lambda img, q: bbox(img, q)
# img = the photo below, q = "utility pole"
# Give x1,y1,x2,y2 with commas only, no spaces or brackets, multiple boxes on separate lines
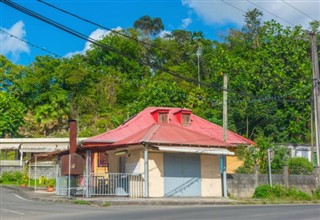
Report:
311,32,320,167
267,148,273,187
223,73,228,142
222,72,228,197
197,47,202,89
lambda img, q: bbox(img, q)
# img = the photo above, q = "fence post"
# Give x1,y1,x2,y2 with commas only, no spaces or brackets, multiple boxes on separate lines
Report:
254,165,259,188
314,166,320,188
283,165,289,187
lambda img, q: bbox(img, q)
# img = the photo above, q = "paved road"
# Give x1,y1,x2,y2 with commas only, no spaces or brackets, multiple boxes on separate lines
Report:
0,186,319,220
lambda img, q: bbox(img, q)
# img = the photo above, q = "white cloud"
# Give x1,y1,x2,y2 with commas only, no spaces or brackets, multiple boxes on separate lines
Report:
159,30,172,38
64,27,122,58
182,0,319,29
0,21,30,61
181,17,192,29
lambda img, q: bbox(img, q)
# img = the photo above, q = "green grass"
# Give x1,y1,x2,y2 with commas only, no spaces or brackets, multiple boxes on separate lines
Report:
101,201,111,207
72,200,92,205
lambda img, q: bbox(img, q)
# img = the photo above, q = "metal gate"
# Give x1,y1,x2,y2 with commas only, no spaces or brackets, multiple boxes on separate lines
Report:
89,173,144,197
56,173,143,197
164,154,201,197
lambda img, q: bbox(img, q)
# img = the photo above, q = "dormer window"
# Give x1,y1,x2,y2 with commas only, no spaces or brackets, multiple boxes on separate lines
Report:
158,112,169,123
173,108,192,126
151,108,170,123
182,113,191,126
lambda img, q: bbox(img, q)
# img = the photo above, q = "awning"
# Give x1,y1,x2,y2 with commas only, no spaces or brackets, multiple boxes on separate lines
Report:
20,143,69,153
154,146,234,156
0,143,20,150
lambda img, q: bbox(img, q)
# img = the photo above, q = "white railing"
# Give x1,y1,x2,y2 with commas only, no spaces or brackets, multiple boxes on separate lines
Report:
89,173,143,197
0,160,21,166
56,173,144,198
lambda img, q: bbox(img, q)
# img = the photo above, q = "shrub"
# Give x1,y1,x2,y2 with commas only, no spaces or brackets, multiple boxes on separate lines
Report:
287,187,311,200
253,184,312,200
0,171,23,184
287,157,313,175
312,187,320,199
253,185,273,199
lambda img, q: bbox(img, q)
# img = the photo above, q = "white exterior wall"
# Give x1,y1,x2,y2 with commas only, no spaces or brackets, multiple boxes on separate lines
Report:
148,152,164,197
201,155,222,197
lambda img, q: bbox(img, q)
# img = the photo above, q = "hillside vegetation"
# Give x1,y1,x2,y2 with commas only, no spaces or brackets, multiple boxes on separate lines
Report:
0,10,319,145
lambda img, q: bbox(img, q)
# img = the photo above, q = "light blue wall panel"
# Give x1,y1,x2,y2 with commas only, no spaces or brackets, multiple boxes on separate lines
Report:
164,153,201,197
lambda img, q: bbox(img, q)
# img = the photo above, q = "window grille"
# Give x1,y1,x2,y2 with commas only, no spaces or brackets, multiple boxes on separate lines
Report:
98,152,108,167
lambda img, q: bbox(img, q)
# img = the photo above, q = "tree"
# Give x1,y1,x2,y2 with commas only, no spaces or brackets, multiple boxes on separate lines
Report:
288,157,314,174
242,8,263,48
133,15,164,36
236,135,290,174
0,91,26,137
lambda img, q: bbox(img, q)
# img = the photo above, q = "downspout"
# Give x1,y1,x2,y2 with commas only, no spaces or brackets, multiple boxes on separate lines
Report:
144,145,149,198
85,150,91,198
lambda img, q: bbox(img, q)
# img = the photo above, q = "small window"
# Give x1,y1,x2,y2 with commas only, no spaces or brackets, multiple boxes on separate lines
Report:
98,152,109,167
158,113,169,123
182,114,191,125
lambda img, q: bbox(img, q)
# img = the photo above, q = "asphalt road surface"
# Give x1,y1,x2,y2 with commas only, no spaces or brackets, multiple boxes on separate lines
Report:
0,186,319,220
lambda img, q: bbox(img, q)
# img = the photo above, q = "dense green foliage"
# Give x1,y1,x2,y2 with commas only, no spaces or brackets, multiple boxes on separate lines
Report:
287,157,314,175
312,187,320,199
0,171,23,184
253,184,312,200
235,136,290,174
0,10,318,143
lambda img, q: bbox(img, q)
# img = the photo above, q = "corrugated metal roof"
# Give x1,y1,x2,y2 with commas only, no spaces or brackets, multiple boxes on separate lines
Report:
155,146,234,156
0,138,86,143
83,107,254,147
20,143,69,152
112,124,230,147
0,143,20,150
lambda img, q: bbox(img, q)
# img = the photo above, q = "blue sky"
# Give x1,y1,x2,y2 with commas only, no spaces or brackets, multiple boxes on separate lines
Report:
0,0,319,65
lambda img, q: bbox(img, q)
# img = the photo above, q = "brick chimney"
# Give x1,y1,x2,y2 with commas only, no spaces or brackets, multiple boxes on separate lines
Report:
69,119,77,154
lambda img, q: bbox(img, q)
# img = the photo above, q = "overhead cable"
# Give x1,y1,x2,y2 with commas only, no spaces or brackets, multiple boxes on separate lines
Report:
281,0,318,21
37,0,186,57
0,28,60,57
0,0,219,90
220,0,247,13
246,0,295,26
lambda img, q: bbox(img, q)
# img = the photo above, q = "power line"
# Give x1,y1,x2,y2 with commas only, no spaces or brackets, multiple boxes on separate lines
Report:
38,0,304,100
2,1,308,102
0,28,60,58
0,0,221,90
213,83,312,105
37,0,185,58
220,0,247,13
246,0,295,26
281,0,318,21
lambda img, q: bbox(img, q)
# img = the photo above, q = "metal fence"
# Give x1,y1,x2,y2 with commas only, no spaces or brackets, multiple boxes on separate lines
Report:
56,175,86,197
56,173,143,198
90,173,143,197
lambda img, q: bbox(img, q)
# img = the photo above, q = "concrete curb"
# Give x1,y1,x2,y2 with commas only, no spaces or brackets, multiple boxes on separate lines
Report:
2,185,237,206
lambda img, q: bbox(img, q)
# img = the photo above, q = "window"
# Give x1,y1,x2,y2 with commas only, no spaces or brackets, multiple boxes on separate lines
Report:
158,112,169,123
98,152,108,167
182,114,191,126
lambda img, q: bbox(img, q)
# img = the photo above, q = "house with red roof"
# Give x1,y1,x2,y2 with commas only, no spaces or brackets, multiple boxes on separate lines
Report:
80,107,254,198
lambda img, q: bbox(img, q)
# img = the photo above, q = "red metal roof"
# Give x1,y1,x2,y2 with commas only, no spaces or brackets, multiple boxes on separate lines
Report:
82,107,255,147
111,123,230,148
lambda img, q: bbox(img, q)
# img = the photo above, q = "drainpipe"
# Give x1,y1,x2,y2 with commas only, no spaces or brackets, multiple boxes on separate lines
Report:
85,150,91,198
144,146,149,198
220,155,227,197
